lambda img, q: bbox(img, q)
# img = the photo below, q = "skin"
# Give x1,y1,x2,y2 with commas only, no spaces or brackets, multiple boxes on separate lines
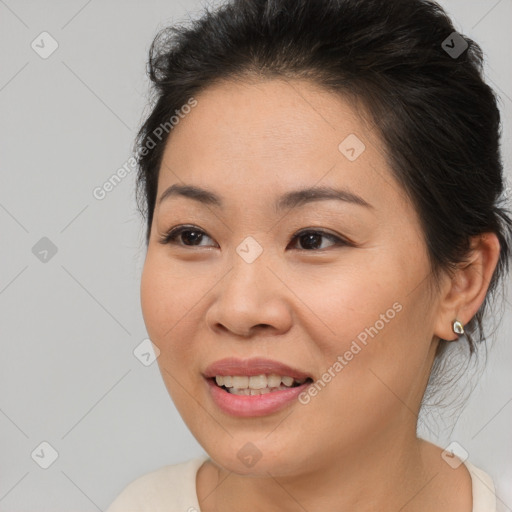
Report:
140,78,501,512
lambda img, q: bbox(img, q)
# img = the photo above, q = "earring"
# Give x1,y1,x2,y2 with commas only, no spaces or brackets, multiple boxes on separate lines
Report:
452,319,464,335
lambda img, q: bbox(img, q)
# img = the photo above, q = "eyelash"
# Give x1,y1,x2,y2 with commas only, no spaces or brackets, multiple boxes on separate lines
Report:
158,225,350,251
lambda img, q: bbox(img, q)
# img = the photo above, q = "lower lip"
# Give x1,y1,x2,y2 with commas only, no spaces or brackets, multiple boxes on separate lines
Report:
205,377,312,417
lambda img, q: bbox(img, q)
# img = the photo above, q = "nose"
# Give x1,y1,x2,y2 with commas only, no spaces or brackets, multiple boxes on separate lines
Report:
205,255,293,338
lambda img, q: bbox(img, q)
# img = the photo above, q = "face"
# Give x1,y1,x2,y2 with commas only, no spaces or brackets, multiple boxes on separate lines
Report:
140,78,442,477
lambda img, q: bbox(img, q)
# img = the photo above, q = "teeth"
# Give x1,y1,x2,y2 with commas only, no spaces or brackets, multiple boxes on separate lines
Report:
214,375,234,387
232,376,249,389
267,374,281,387
249,375,267,389
281,376,294,386
250,388,271,395
214,374,307,392
229,385,297,396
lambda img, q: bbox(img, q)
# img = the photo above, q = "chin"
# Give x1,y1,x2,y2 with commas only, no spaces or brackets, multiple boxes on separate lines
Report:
200,437,312,478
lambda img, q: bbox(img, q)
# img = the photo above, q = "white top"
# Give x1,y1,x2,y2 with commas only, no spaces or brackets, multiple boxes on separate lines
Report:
105,456,497,512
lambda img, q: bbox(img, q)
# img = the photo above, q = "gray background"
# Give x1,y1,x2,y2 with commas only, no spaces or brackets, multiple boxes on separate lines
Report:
0,0,510,510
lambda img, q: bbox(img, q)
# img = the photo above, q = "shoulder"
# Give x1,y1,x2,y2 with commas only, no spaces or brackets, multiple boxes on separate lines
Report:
418,439,497,512
464,460,497,512
105,456,209,512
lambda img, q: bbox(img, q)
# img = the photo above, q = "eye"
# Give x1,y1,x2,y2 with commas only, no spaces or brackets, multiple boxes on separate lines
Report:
159,225,217,247
159,225,349,251
287,229,348,251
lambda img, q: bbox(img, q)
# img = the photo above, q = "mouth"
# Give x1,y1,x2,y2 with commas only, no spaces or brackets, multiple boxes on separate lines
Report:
203,357,314,417
210,374,313,395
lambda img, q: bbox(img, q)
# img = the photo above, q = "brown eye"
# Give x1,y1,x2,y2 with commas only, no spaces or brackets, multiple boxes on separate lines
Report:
159,226,217,247
159,226,349,251
288,229,349,251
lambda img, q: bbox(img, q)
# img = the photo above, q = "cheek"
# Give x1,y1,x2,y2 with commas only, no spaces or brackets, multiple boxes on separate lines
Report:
140,259,171,342
140,255,203,407
295,253,433,406
140,250,219,383
290,258,406,353
312,313,433,440
140,251,202,341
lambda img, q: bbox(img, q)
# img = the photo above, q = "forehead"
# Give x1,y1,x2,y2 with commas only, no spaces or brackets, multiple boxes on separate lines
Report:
157,78,407,215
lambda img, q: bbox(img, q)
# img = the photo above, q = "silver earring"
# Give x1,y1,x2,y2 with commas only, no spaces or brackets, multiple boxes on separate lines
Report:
452,319,464,335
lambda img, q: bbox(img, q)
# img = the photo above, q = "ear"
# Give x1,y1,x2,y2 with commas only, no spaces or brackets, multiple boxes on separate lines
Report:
433,232,501,341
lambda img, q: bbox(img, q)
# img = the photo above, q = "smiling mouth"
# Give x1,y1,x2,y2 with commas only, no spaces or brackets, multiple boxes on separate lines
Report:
210,374,314,396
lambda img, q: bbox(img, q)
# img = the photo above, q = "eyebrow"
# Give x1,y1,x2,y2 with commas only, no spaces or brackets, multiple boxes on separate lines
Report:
158,184,373,211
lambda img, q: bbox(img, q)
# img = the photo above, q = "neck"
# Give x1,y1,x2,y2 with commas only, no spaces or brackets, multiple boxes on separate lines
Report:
199,423,437,512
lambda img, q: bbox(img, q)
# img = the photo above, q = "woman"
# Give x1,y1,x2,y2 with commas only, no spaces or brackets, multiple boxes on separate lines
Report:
107,0,512,510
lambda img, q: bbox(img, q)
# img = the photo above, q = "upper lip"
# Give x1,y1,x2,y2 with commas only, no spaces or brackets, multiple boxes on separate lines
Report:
203,357,312,380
